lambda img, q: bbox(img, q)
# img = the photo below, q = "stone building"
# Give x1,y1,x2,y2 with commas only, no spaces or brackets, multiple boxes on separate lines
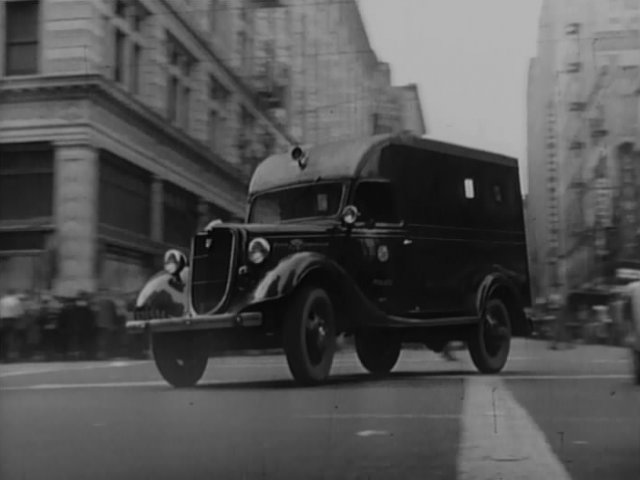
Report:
527,0,640,299
222,0,426,156
0,0,293,296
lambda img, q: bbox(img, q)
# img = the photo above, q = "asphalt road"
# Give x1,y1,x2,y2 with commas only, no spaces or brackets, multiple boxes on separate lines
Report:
1,339,638,480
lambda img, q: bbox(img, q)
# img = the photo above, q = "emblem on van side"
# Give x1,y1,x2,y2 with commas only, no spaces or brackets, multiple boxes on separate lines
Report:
290,239,304,251
377,245,390,263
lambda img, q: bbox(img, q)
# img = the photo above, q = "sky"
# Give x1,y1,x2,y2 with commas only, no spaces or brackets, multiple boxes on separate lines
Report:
358,0,544,187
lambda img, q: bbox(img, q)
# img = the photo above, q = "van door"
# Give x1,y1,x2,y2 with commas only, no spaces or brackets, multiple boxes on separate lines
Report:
350,180,412,316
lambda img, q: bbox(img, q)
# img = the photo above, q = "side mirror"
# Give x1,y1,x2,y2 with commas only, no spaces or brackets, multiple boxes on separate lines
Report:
163,249,188,277
341,205,360,226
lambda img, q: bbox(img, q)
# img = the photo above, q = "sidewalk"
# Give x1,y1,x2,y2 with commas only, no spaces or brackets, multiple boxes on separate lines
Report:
513,337,629,361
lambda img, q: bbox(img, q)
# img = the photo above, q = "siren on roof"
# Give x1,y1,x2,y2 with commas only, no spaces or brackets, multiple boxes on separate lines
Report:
291,145,308,170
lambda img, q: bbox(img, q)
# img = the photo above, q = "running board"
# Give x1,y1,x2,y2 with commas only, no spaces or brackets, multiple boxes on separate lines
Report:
384,315,478,328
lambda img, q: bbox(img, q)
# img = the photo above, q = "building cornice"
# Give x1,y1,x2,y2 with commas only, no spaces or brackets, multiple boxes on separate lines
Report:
0,74,250,189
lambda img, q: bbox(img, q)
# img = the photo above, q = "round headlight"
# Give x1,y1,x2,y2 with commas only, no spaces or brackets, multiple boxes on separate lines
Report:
164,249,187,275
341,205,360,225
248,237,271,264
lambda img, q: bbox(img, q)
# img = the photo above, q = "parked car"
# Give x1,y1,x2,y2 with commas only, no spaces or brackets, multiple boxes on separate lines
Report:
127,133,532,387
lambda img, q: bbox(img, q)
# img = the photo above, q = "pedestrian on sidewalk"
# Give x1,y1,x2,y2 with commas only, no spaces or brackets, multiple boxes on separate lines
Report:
0,289,25,362
624,280,640,384
549,293,574,350
441,341,458,361
38,293,62,360
94,289,117,359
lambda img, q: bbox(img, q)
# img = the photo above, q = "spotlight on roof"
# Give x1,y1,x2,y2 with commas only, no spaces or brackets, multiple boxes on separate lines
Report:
291,146,308,170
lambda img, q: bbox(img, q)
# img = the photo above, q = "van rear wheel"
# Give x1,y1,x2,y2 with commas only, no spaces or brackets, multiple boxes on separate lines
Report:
355,330,401,375
468,298,511,374
283,286,336,385
152,332,208,388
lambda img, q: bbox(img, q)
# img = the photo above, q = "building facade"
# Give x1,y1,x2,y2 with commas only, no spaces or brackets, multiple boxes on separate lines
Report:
527,0,640,299
224,0,426,155
0,0,293,296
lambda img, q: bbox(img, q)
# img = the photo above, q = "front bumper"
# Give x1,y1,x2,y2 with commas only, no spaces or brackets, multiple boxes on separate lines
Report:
126,312,263,333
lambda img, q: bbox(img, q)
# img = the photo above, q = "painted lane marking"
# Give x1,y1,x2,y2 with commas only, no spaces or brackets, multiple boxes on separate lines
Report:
456,376,572,480
297,413,459,420
0,354,628,377
0,361,152,378
356,430,392,437
0,373,630,391
500,374,630,380
1,380,172,391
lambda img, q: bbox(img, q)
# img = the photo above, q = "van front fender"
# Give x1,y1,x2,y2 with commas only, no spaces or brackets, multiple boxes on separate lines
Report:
249,252,351,303
246,251,383,329
134,268,190,318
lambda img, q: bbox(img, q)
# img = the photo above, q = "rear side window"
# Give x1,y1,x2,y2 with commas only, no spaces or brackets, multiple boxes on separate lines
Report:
353,181,399,224
480,165,522,230
379,145,477,227
378,145,521,230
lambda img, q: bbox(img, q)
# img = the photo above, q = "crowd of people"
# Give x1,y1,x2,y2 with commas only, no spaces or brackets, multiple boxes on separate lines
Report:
0,289,148,363
2,283,639,363
532,288,639,349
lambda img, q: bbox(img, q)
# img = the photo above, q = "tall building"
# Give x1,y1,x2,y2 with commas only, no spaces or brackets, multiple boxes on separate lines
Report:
224,0,426,157
0,0,294,296
527,0,640,299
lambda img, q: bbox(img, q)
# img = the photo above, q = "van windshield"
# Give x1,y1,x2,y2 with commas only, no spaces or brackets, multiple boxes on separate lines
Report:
249,183,344,223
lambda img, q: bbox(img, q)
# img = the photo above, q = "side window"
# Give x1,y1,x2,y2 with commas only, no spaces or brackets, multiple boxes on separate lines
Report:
464,178,476,199
481,165,521,230
353,182,399,224
379,145,440,225
492,183,504,203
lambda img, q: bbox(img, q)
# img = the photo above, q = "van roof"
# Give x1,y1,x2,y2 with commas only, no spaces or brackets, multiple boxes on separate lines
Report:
249,132,518,195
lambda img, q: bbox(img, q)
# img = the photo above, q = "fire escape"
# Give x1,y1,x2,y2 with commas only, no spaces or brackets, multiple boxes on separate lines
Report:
563,21,591,287
546,97,561,291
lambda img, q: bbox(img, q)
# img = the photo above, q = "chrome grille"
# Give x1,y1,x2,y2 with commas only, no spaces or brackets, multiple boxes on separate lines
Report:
190,228,235,314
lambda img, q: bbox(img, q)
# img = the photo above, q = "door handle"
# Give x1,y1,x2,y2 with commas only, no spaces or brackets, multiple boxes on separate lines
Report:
403,239,413,246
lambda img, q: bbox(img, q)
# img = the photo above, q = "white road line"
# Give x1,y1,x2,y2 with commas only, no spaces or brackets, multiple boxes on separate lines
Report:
456,376,572,480
356,430,392,437
0,361,151,378
296,413,460,420
499,374,629,380
0,380,171,391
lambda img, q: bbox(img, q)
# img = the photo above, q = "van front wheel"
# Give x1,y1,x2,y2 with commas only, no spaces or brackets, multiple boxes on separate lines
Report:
152,332,208,388
468,298,512,374
283,286,336,385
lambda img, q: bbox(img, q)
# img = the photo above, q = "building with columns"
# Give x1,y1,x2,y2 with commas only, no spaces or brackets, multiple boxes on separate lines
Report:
0,0,293,296
527,0,640,299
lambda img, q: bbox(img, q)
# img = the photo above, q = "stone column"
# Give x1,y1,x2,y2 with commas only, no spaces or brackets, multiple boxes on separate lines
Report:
53,142,99,297
151,176,164,243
